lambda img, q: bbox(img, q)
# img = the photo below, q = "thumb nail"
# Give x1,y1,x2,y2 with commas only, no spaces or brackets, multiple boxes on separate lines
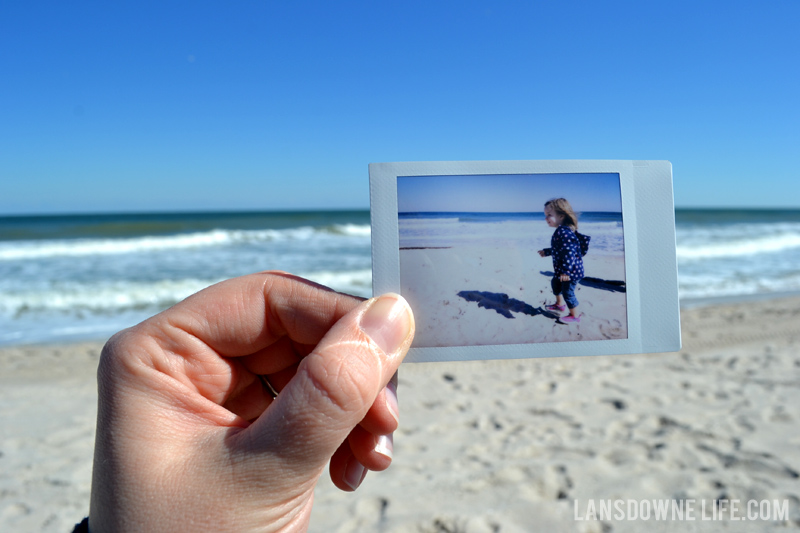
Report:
359,294,412,355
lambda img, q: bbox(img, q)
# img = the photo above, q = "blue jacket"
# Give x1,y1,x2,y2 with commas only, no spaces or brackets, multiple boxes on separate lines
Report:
542,225,585,280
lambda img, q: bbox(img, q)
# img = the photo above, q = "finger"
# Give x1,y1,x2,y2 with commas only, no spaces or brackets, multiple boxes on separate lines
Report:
329,440,367,492
135,273,363,408
265,363,299,392
348,425,393,472
249,294,414,467
155,272,363,358
239,335,304,375
220,371,274,422
262,365,399,436
358,377,399,436
259,369,400,437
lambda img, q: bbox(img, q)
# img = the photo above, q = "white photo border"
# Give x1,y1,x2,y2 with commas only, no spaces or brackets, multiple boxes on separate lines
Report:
370,160,680,363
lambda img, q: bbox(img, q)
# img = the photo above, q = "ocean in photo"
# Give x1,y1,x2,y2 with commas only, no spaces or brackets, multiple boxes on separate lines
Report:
398,211,623,255
1,208,799,346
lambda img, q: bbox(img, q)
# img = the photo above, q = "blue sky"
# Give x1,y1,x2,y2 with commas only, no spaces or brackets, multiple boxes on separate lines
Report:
1,1,798,214
398,174,621,213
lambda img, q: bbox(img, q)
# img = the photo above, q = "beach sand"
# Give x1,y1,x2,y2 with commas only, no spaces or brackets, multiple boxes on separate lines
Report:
2,297,799,532
401,247,627,347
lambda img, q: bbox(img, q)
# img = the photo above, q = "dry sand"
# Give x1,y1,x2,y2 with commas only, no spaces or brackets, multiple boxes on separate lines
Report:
400,247,627,347
2,297,799,532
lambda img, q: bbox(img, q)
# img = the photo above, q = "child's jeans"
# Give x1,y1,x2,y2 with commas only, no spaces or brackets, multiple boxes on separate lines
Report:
552,277,579,309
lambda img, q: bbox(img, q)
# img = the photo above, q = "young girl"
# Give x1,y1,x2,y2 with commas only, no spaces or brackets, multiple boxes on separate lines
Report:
537,198,584,323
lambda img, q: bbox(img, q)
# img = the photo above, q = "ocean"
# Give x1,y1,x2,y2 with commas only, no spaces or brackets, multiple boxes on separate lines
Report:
398,211,624,255
1,208,798,346
0,211,372,346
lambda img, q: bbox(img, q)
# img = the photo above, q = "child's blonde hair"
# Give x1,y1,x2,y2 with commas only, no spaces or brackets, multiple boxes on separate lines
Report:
545,198,579,231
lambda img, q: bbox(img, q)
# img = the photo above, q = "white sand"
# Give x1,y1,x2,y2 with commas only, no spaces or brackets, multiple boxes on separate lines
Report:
0,343,100,532
401,247,627,347
2,298,799,532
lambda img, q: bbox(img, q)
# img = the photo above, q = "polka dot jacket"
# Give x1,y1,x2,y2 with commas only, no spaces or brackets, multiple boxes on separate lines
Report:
541,225,585,280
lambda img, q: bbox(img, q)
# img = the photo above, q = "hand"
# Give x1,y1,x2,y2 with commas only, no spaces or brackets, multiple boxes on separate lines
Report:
89,272,415,532
559,274,571,282
537,250,545,257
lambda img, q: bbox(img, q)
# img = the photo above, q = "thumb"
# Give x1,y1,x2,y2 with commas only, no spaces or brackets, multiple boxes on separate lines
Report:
252,293,414,467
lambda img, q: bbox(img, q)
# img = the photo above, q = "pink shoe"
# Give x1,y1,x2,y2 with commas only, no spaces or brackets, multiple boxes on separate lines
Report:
546,304,566,313
560,315,580,323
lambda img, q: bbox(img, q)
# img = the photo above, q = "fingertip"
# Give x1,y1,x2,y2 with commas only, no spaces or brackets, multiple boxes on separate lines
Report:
358,294,414,357
374,434,393,461
358,382,399,436
347,426,394,472
330,442,369,492
385,380,399,425
343,456,368,491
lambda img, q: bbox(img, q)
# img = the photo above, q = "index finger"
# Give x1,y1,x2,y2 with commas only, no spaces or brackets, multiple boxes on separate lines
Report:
149,271,364,358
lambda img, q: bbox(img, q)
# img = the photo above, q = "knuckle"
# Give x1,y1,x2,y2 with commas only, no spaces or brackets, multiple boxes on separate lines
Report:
301,338,376,419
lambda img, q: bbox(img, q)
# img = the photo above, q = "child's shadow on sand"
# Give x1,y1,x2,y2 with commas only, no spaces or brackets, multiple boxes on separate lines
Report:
458,273,627,320
457,291,560,320
539,271,627,293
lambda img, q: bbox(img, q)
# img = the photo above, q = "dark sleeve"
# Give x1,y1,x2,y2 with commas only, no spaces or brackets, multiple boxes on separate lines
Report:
542,248,552,256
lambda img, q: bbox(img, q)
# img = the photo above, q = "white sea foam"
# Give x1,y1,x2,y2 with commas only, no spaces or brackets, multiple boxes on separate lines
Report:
677,232,800,261
399,217,625,255
401,217,461,225
300,269,373,298
0,224,372,261
0,270,375,319
579,221,624,233
0,230,233,260
0,278,221,316
0,270,373,346
330,224,372,237
675,220,800,298
678,271,800,299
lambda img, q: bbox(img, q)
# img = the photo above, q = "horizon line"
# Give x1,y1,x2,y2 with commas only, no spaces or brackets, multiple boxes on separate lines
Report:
2,205,800,218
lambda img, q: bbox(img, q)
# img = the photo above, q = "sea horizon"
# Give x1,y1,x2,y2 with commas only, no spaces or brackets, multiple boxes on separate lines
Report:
4,205,800,220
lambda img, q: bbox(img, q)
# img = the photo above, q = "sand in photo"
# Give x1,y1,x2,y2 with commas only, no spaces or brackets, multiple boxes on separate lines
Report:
397,173,627,348
401,246,627,347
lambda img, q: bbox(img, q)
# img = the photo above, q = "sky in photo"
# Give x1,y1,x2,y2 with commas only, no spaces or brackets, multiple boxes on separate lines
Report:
1,1,798,214
398,174,622,213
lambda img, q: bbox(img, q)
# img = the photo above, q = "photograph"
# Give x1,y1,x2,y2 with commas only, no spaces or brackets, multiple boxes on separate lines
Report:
397,172,627,347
